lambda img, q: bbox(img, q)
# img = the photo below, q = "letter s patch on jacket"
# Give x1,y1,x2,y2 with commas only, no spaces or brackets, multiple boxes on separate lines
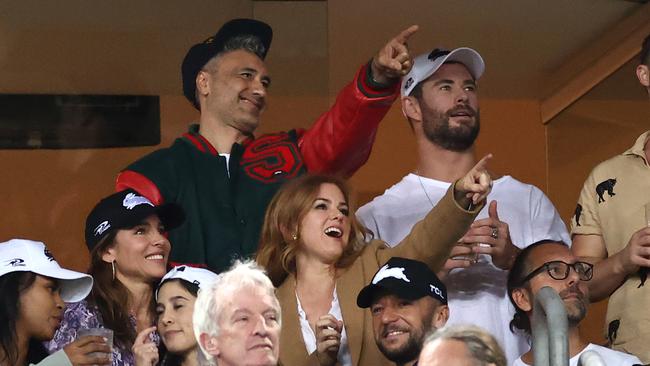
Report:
241,133,304,183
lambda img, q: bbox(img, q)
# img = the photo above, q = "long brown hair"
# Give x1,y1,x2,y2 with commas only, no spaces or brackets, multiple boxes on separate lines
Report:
256,174,369,287
87,232,155,348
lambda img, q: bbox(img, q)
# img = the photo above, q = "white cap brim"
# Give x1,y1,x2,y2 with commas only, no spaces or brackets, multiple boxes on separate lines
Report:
0,239,93,302
401,47,485,97
33,267,93,302
156,265,219,300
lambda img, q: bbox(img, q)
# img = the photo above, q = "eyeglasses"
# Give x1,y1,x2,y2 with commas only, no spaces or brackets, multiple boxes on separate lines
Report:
522,260,593,283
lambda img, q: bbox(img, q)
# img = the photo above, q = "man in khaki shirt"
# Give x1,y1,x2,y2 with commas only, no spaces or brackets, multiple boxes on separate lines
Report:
571,34,650,362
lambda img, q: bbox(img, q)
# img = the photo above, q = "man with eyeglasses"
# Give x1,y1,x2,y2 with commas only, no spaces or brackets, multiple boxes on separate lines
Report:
506,240,642,365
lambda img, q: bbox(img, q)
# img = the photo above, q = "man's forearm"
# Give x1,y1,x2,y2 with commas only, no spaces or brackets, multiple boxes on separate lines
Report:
587,252,630,302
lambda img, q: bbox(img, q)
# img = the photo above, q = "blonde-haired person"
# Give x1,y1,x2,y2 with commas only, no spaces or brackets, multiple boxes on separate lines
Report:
417,325,506,366
192,260,281,366
256,156,492,366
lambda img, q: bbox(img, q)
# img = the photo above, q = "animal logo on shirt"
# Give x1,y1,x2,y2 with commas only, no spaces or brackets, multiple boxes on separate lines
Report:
372,264,410,284
574,204,582,227
607,319,620,346
595,178,617,203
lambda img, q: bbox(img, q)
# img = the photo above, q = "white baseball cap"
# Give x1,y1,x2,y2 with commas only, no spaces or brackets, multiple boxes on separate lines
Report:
156,265,219,299
0,239,93,302
401,47,485,97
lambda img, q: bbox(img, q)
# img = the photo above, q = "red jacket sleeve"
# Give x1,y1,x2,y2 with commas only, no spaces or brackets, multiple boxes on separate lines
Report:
298,63,399,177
115,170,164,205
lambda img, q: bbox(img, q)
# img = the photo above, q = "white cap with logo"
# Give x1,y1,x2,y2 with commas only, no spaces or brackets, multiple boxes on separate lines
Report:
0,239,93,302
401,47,485,97
156,265,219,299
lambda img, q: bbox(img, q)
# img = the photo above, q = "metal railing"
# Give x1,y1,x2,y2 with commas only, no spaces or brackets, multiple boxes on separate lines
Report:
531,286,569,366
531,286,607,366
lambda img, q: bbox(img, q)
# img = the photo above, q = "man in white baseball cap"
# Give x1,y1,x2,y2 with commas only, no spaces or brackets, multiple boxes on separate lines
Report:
357,47,570,363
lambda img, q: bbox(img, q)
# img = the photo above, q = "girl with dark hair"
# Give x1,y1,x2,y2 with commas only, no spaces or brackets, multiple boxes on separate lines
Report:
47,189,185,365
0,239,104,366
133,266,218,366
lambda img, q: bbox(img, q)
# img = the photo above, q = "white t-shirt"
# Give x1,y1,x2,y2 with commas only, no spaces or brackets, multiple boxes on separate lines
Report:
357,174,570,365
512,343,642,366
296,288,352,366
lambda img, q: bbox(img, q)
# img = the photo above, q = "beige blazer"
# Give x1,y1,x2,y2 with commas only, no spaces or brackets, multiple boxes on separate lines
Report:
276,185,482,366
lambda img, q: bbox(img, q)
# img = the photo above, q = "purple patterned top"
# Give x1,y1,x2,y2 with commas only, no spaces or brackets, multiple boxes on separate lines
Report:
47,300,159,366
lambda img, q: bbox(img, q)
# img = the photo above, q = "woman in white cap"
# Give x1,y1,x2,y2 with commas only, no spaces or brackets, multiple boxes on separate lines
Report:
132,265,218,366
47,189,185,366
0,239,103,366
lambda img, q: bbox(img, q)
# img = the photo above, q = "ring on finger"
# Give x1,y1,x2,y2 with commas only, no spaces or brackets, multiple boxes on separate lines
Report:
491,227,499,239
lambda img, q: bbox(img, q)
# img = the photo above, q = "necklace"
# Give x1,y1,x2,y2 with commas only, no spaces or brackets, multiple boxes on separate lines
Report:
416,172,474,211
416,172,437,207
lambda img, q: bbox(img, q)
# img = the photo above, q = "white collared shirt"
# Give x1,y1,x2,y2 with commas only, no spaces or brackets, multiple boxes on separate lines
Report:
296,288,353,366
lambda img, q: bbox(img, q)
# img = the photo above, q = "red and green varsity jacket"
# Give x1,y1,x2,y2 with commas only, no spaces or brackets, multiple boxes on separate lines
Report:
116,63,398,272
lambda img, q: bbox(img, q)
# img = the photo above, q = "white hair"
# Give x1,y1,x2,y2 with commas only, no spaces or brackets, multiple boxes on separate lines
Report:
192,260,280,363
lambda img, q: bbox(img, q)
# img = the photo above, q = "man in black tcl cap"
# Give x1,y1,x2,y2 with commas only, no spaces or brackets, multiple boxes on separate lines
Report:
116,18,419,272
357,257,449,366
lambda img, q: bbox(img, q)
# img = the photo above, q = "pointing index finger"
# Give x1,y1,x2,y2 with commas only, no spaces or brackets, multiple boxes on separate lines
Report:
394,25,419,45
473,153,493,173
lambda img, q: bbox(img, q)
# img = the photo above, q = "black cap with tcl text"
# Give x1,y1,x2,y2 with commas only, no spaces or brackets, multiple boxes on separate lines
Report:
357,257,447,308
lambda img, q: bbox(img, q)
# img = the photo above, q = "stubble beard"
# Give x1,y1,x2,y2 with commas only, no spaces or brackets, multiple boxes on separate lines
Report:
422,104,480,152
377,331,423,365
377,314,435,364
561,286,589,327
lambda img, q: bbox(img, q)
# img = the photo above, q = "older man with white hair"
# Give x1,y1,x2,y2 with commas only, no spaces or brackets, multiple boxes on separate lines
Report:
193,260,281,366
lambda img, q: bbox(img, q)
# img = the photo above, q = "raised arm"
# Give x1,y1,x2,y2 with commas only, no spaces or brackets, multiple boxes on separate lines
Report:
298,26,418,177
376,155,493,270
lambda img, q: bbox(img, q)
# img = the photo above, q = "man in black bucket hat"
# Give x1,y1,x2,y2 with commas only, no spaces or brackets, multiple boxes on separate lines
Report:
117,18,419,272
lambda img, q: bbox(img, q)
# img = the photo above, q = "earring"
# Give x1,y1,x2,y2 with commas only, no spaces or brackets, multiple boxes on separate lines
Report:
111,261,116,281
292,232,298,241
